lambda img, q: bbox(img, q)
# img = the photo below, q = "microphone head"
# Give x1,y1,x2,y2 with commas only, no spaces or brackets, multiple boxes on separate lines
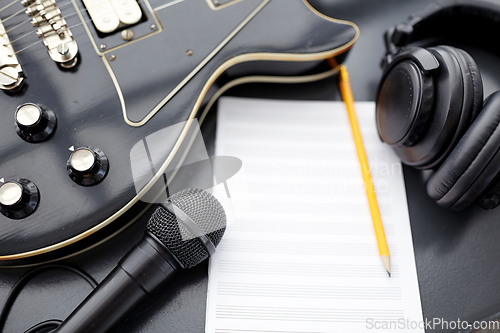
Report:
146,188,226,268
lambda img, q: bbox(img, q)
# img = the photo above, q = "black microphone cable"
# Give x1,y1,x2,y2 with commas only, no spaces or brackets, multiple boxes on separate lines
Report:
0,264,98,333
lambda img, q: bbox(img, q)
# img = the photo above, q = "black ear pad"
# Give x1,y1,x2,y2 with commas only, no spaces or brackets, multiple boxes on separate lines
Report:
454,48,484,120
427,91,500,210
424,46,483,167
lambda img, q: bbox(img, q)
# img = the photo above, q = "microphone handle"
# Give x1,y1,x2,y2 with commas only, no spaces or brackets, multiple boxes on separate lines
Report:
55,234,182,333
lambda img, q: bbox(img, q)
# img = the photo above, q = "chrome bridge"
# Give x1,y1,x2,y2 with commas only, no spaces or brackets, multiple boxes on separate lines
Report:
0,18,24,91
23,0,78,68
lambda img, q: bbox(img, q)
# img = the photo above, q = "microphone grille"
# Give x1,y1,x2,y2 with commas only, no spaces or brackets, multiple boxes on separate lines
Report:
147,188,226,268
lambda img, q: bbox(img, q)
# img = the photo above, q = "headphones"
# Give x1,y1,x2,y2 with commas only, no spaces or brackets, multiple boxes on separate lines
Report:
376,0,500,211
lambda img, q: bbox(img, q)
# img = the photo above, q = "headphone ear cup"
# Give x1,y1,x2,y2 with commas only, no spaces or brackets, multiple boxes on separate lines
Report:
454,48,483,120
376,46,483,169
427,91,500,210
424,46,483,165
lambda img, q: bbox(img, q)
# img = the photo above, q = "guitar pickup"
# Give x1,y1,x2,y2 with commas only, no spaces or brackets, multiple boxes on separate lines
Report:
24,0,79,68
82,0,142,34
0,18,24,91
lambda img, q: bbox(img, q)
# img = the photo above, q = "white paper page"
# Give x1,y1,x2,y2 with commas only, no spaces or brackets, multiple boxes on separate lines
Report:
206,97,424,333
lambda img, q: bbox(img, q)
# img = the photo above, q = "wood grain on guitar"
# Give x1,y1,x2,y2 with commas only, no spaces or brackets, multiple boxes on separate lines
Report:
0,0,358,266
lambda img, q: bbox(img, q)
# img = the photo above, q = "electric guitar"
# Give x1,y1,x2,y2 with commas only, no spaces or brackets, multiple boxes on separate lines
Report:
0,0,358,266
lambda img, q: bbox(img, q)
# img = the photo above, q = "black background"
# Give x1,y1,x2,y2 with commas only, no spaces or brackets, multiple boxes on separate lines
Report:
3,0,500,332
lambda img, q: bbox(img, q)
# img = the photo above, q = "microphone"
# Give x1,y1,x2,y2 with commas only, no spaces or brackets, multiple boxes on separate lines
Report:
54,188,226,333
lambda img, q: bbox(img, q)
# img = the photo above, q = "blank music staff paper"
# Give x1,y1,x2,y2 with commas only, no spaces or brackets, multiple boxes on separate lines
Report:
206,98,424,333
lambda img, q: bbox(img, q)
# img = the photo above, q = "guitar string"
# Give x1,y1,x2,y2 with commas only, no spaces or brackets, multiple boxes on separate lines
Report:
0,0,21,14
3,21,35,44
7,5,145,56
0,0,71,45
1,0,183,39
2,0,149,48
1,2,92,38
1,0,74,23
6,14,95,51
1,0,153,26
0,0,179,12
2,6,26,22
1,0,106,37
7,35,40,54
0,16,30,36
3,0,187,57
18,12,96,45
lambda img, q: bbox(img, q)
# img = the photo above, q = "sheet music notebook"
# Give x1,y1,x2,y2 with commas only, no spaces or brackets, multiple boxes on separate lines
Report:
206,98,424,333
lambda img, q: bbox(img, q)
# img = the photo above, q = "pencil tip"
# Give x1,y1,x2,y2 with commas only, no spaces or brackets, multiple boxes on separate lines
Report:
381,255,391,277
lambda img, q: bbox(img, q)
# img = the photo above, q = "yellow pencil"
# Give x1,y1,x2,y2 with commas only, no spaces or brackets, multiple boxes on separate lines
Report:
338,65,391,277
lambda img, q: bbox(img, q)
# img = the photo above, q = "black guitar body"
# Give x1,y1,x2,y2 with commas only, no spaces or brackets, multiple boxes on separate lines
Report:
0,0,357,265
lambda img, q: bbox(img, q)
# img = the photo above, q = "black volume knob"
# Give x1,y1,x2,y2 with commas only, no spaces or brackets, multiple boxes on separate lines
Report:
15,103,57,143
67,147,109,186
0,179,39,219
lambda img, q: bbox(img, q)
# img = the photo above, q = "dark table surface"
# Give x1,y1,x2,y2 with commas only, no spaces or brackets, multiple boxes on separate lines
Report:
3,0,500,332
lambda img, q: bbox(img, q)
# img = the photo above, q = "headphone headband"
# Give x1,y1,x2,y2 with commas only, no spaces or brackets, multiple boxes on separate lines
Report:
383,0,500,66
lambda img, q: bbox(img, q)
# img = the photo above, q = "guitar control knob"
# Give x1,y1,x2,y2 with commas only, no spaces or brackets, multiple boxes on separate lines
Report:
0,179,39,219
15,103,57,143
67,147,109,186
